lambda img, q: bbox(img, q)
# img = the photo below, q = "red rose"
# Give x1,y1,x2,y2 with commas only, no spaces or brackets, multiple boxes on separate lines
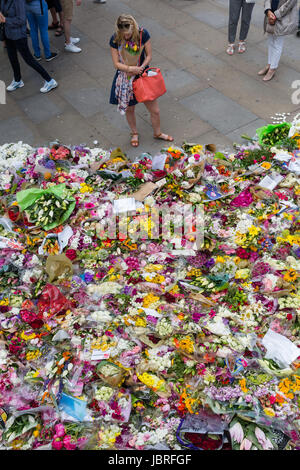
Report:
65,249,77,261
135,169,144,179
153,170,167,180
236,247,250,259
30,319,44,329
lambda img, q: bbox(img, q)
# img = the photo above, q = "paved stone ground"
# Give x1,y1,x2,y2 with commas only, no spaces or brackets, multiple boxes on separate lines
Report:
1,0,300,158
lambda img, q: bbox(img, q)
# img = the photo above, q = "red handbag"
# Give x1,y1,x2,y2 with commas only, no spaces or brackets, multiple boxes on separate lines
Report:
133,67,167,102
132,30,167,103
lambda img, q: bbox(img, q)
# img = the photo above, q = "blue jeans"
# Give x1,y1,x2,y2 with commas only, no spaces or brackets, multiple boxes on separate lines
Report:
26,0,51,59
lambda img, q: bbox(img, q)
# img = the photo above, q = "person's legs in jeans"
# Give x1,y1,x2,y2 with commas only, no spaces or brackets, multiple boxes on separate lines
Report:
15,38,52,81
239,0,254,41
267,34,274,66
269,35,284,69
27,11,41,57
5,38,22,82
228,0,243,43
36,4,51,58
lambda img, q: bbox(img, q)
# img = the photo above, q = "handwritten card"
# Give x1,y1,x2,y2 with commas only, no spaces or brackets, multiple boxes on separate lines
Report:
152,154,167,170
113,198,136,214
258,173,284,191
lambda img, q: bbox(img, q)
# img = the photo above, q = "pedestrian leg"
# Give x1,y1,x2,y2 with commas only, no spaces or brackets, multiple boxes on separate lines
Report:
5,38,22,82
15,38,52,81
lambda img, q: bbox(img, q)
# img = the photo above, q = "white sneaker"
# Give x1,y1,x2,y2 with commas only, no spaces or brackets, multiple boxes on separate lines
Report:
65,42,81,53
40,79,58,93
6,80,24,92
70,37,80,44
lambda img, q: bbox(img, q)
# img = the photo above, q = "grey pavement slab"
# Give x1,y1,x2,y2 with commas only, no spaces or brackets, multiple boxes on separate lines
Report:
181,1,228,29
225,118,268,144
175,19,228,56
62,87,110,118
180,87,259,134
18,94,63,124
0,116,35,144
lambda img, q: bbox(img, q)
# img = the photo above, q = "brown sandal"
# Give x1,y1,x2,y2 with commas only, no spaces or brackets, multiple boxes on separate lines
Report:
154,132,174,142
130,133,139,147
55,26,64,37
48,22,59,30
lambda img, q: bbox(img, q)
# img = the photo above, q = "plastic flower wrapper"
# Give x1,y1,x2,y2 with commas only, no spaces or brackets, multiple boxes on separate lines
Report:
16,184,76,230
96,361,126,388
176,409,231,450
228,415,292,450
2,413,39,449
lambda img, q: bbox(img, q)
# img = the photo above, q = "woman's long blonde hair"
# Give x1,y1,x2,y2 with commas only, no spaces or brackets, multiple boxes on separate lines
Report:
113,14,140,45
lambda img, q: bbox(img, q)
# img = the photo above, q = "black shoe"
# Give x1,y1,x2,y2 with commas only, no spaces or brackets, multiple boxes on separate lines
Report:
297,30,300,37
34,54,42,61
46,52,58,62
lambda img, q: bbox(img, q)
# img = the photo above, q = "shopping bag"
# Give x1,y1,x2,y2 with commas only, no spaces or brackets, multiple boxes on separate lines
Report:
133,68,166,103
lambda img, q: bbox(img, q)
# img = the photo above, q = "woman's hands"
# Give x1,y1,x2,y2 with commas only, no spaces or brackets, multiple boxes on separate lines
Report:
0,13,6,23
267,10,276,25
128,65,145,76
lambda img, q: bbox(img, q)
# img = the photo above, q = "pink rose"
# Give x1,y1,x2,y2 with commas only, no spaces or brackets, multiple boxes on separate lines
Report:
65,249,77,261
52,437,63,450
54,423,65,438
63,435,77,450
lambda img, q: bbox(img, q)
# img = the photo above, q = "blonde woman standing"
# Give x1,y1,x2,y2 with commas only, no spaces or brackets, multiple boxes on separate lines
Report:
259,0,298,81
109,14,173,147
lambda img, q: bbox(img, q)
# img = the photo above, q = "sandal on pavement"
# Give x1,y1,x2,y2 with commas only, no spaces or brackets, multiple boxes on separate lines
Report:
154,133,174,142
263,68,276,81
48,22,59,30
226,43,235,55
55,26,64,36
258,65,270,76
238,41,246,53
130,133,139,147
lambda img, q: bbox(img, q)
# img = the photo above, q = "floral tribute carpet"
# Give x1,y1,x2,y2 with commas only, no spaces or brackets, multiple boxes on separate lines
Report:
0,119,299,451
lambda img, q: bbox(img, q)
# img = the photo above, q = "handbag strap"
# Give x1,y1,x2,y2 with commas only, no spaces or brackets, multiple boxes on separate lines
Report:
138,27,143,66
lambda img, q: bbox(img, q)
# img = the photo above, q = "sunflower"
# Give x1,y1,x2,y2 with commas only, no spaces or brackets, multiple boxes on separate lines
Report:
284,269,298,283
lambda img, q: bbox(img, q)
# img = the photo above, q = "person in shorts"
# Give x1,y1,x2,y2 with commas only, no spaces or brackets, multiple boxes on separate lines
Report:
46,0,64,37
60,0,81,52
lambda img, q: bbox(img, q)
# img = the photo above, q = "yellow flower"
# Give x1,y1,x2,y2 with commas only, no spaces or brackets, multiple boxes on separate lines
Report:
248,225,260,237
284,269,298,283
261,162,272,170
178,336,194,354
135,317,147,328
235,232,246,245
142,293,160,308
21,331,36,341
263,407,275,417
169,284,179,294
235,269,250,280
239,378,248,393
216,256,225,263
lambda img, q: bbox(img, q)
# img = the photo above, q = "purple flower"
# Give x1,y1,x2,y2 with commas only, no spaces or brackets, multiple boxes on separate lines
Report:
44,159,56,169
205,258,215,268
294,247,300,258
83,272,94,284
